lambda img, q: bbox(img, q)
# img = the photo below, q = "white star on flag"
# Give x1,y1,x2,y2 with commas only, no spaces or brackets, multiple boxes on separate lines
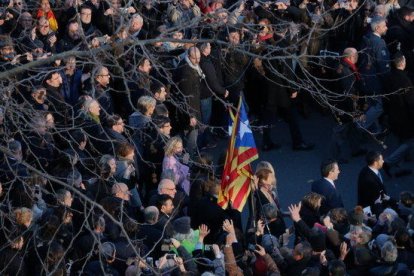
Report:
239,120,251,139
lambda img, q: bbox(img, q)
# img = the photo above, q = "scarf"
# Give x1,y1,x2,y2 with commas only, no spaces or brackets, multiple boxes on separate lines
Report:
37,9,58,32
257,33,273,42
89,112,100,124
185,55,205,79
342,57,361,80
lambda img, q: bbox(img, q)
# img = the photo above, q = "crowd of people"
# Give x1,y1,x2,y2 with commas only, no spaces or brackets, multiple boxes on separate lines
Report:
0,0,413,274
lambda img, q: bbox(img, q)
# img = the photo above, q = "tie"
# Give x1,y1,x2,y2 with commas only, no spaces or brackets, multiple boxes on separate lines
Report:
377,171,383,183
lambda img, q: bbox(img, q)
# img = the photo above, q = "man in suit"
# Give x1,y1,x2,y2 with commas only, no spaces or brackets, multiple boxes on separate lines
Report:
382,53,414,177
357,151,389,207
311,159,344,215
155,194,175,237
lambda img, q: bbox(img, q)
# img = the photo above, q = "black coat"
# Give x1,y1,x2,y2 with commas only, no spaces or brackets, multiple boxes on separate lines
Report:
384,68,414,140
357,166,386,208
199,55,226,99
385,13,414,73
136,224,163,258
189,194,227,244
172,60,203,128
262,35,296,109
222,47,249,96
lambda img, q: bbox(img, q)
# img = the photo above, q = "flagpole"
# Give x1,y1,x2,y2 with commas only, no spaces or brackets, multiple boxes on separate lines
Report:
250,179,257,244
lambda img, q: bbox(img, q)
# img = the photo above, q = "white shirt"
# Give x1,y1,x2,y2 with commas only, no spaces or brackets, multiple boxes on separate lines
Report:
368,166,379,175
324,177,336,189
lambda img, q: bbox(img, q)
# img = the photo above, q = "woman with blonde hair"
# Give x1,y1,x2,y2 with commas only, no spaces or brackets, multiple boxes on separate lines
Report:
255,161,279,208
163,136,190,195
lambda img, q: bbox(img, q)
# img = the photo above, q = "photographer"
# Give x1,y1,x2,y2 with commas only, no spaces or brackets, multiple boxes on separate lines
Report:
34,16,57,53
0,3,16,35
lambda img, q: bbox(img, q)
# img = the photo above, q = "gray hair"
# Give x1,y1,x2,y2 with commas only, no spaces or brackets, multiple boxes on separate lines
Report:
157,178,175,193
83,98,99,112
262,203,278,220
130,13,143,24
144,206,159,223
99,154,115,167
381,241,398,262
370,16,386,32
137,95,156,114
198,42,210,53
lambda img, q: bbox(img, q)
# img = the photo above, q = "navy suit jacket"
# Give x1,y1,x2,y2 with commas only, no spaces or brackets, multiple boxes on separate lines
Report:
311,178,344,215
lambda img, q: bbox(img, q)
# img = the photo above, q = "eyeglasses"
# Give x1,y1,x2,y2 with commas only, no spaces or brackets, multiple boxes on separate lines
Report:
15,2,22,5
164,187,176,191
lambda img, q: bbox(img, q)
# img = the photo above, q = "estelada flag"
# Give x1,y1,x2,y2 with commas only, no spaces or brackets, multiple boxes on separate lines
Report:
218,97,258,212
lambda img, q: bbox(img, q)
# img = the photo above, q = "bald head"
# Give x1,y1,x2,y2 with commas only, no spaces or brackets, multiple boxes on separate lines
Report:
343,47,358,64
188,46,201,65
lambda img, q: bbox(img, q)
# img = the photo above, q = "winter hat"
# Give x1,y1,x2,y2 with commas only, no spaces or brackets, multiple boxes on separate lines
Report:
349,206,364,226
173,216,192,234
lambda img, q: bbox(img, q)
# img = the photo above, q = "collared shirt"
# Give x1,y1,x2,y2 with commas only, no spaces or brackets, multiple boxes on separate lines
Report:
324,177,336,189
369,166,383,183
368,166,379,175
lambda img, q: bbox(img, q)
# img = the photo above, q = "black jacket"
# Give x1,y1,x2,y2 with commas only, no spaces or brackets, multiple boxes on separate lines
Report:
384,68,414,140
174,60,203,121
357,166,386,208
199,54,226,99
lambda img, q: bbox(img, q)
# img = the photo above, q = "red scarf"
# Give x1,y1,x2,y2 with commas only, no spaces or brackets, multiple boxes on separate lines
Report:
342,57,361,80
257,33,273,42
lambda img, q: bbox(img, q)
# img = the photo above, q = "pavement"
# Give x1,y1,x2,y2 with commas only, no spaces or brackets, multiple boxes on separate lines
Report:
208,110,414,214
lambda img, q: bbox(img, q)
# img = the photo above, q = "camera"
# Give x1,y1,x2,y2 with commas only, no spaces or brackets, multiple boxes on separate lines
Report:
247,244,257,252
119,7,129,13
166,253,176,259
204,244,213,251
146,257,154,267
46,31,56,40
